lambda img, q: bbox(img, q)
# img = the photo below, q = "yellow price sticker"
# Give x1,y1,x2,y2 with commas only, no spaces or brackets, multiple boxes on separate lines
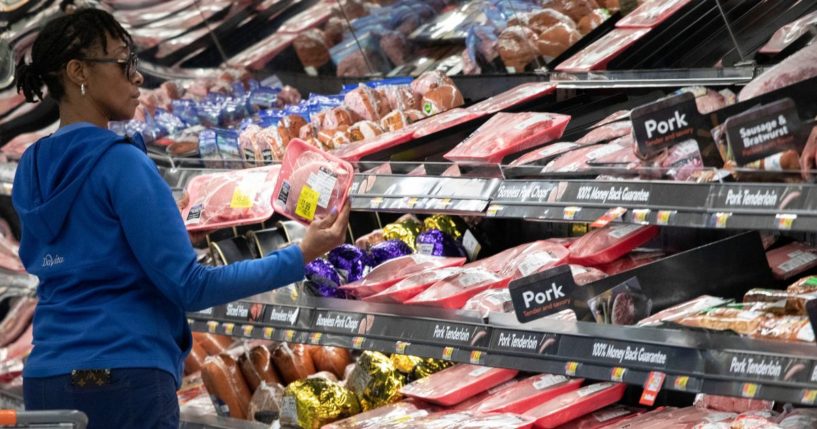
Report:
563,206,581,220
230,188,254,209
656,210,674,225
284,330,296,342
223,323,235,335
206,321,218,333
295,186,319,221
241,325,254,337
395,341,410,354
633,209,650,224
714,212,731,229
406,197,418,208
263,327,274,339
310,332,322,344
487,205,502,217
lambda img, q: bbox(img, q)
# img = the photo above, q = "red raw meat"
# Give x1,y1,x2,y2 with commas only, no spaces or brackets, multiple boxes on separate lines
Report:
400,364,519,406
471,375,584,414
693,394,773,414
406,268,511,309
113,0,196,27
452,379,520,411
605,406,736,429
410,70,455,97
390,411,534,429
556,28,651,72
739,42,817,101
465,242,532,274
0,323,32,362
510,142,581,167
778,409,817,429
759,10,817,55
363,267,463,304
182,166,280,232
559,405,643,429
596,251,664,275
542,142,631,174
616,0,693,28
444,112,572,164
576,121,632,146
228,32,297,71
523,383,627,429
766,242,817,280
468,82,557,115
569,224,659,266
461,288,512,316
502,241,569,279
593,110,631,128
570,265,609,285
340,255,467,298
272,139,354,225
586,137,639,167
409,108,487,139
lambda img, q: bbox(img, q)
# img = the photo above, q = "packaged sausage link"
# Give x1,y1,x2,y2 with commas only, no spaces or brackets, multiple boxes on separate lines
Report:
471,375,584,414
522,382,627,429
271,343,317,385
272,139,354,225
310,346,352,380
201,354,253,419
280,377,361,429
238,345,280,391
400,364,519,406
568,224,659,266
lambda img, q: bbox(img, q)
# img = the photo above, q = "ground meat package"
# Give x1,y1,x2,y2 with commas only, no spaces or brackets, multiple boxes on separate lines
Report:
363,267,463,303
272,139,354,225
523,382,628,429
616,0,693,28
470,375,584,414
765,242,817,280
405,267,512,309
555,28,652,72
444,112,571,164
182,165,280,232
467,82,557,114
340,255,466,298
400,364,519,406
569,225,659,266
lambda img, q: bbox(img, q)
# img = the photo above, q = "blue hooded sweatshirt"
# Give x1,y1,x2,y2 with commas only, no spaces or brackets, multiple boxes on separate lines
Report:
12,123,305,386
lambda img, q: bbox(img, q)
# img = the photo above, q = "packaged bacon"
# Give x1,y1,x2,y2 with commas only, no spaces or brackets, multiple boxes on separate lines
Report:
339,255,467,298
569,224,659,266
400,364,519,406
272,139,354,225
509,142,581,167
363,267,463,304
766,242,817,280
182,165,280,232
444,112,571,164
523,382,628,429
555,29,651,72
471,375,584,414
405,268,511,309
468,82,557,115
502,241,570,279
616,0,693,28
558,405,643,429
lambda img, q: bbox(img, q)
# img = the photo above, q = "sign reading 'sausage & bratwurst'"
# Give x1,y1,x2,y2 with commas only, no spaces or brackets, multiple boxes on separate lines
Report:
723,98,804,166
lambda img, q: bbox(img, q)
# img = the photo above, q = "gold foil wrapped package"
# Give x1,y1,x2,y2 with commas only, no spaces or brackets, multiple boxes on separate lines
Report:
412,357,454,379
390,354,423,376
423,215,463,240
347,351,404,411
383,221,423,250
280,378,361,429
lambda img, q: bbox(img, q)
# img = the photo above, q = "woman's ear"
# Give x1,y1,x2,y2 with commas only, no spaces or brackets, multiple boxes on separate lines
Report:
64,58,87,89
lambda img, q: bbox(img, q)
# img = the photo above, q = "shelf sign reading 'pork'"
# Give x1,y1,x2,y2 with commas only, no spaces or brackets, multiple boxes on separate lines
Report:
632,92,703,158
510,265,578,323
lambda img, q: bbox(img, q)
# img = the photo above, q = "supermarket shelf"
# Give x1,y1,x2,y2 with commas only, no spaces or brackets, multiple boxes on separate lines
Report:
549,67,759,89
188,293,817,406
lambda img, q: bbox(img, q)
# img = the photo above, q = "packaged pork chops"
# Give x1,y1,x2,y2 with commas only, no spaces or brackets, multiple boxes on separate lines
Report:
405,267,511,309
272,139,354,225
339,255,467,298
569,224,659,266
523,382,628,429
182,165,280,232
470,375,584,414
444,112,571,164
400,364,519,406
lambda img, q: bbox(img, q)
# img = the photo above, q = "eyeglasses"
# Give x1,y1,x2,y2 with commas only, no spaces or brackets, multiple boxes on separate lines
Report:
79,51,139,81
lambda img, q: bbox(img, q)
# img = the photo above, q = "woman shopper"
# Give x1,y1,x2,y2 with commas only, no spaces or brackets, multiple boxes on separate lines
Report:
12,8,349,428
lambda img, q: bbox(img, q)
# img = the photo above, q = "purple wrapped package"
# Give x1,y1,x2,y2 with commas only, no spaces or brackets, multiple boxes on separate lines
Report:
305,258,344,297
415,230,465,258
328,244,371,282
369,240,413,267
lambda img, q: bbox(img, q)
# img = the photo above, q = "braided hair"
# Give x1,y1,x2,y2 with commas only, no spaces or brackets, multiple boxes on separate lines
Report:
14,8,133,103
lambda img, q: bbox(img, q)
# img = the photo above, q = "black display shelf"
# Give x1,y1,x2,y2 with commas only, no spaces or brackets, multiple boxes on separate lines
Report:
188,292,817,406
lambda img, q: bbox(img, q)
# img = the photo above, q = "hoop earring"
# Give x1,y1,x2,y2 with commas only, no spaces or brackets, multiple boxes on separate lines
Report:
80,83,86,96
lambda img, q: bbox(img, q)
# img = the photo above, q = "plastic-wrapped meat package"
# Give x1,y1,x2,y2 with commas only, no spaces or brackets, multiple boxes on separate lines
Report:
0,297,36,347
466,242,534,274
421,85,464,116
753,315,814,342
363,267,463,303
616,0,692,28
778,409,817,428
278,3,333,33
569,225,659,266
759,10,817,55
728,412,779,429
339,255,467,298
294,29,331,69
523,382,628,428
400,364,519,406
766,242,817,280
388,411,534,429
462,288,513,316
344,85,391,122
510,9,576,33
322,401,433,429
502,240,570,279
382,85,420,111
576,121,633,146
451,379,521,411
201,354,253,419
586,137,639,168
543,0,600,22
444,112,572,164
597,251,664,275
556,28,651,72
498,26,541,72
348,121,385,142
739,43,817,101
406,268,512,309
578,9,609,35
654,140,703,181
676,307,770,336
409,108,487,139
606,407,736,429
510,142,581,167
559,405,643,429
470,375,584,414
411,70,455,97
380,31,412,66
331,128,415,162
229,32,297,71
181,166,280,232
594,110,631,128
537,23,583,59
468,83,557,115
570,264,609,285
693,394,773,414
685,87,728,114
541,142,627,173
336,50,383,78
272,139,354,225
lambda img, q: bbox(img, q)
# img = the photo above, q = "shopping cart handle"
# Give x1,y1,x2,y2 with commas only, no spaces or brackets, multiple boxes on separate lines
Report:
2,410,89,428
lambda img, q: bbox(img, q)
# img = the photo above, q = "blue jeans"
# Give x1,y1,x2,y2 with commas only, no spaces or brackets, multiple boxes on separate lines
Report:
24,368,179,429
